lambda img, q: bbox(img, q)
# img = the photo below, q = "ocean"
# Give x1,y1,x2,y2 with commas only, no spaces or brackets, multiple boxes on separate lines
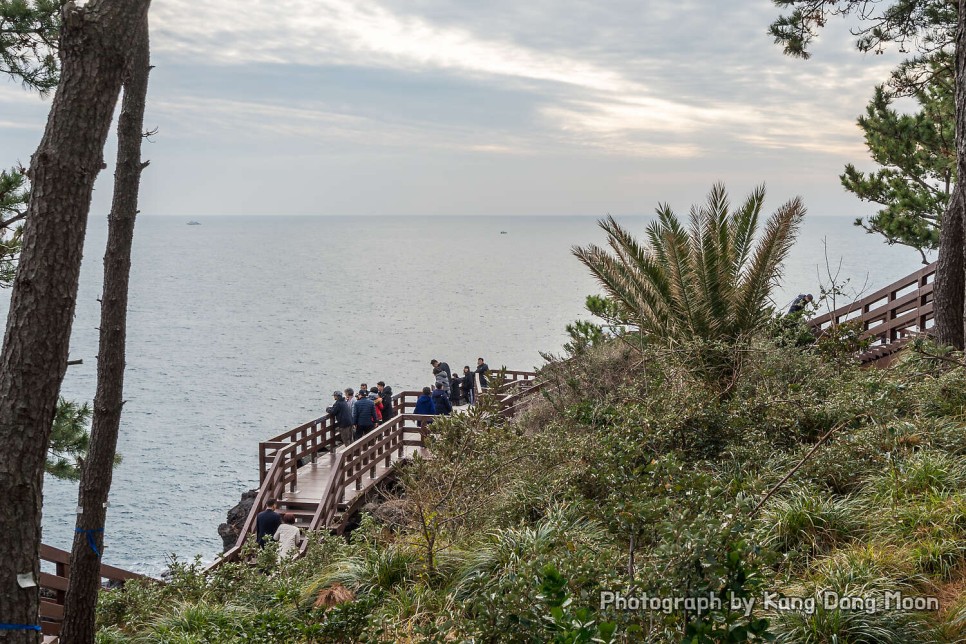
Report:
0,214,926,575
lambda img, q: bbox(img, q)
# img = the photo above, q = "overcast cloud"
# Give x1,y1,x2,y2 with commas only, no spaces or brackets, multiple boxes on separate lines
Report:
0,1,910,216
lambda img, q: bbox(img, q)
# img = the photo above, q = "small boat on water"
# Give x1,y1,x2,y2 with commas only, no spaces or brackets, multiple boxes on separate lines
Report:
500,230,508,234
187,220,201,226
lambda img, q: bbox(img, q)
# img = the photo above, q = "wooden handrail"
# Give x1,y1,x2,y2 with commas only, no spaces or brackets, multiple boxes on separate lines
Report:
212,370,542,570
808,262,936,363
39,543,147,637
302,413,436,542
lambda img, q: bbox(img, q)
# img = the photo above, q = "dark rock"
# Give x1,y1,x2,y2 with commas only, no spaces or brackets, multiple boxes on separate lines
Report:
370,499,413,528
218,489,258,552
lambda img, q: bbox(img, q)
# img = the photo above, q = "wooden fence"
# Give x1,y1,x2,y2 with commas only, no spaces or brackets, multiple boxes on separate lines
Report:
39,543,145,638
809,262,935,365
213,368,544,569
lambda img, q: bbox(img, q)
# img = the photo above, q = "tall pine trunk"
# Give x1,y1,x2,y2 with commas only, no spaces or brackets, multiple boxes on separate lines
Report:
0,2,150,640
936,1,966,350
60,15,151,643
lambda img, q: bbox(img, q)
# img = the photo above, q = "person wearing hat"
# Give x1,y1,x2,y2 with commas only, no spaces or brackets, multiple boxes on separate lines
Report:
273,512,303,559
326,390,354,445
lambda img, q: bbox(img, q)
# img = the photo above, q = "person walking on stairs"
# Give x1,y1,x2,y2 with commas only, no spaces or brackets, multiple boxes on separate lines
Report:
256,499,282,548
273,513,303,559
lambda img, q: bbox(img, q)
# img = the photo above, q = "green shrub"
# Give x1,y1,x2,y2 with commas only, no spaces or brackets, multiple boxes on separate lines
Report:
760,488,865,559
875,451,966,501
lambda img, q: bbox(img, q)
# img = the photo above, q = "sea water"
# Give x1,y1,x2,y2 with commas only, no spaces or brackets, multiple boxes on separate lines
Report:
0,214,925,574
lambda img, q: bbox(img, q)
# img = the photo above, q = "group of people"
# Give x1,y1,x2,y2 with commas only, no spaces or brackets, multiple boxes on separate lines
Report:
254,358,493,557
323,358,491,445
413,357,489,416
254,499,303,558
325,381,394,444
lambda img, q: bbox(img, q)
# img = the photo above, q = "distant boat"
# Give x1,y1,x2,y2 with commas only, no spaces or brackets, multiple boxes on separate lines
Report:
500,230,508,234
186,221,201,226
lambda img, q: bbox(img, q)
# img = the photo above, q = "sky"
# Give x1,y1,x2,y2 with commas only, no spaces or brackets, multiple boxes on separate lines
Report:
0,1,914,217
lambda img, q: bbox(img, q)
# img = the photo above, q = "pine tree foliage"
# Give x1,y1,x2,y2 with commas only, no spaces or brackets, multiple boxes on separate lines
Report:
770,0,955,59
0,166,27,287
0,0,61,93
572,184,805,346
45,398,122,481
844,66,954,262
47,398,91,481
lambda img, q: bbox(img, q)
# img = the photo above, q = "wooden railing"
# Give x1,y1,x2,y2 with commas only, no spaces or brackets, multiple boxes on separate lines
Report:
40,543,145,638
214,389,425,568
212,370,544,569
809,262,936,364
304,413,435,538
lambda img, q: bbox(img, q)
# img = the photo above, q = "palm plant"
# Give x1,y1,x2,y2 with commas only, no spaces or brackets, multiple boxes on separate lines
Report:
573,184,805,348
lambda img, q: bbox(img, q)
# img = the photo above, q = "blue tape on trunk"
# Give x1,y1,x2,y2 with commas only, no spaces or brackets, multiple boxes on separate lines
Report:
76,527,104,557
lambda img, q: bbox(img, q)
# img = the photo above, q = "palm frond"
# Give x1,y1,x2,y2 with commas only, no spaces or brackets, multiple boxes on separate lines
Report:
574,184,805,366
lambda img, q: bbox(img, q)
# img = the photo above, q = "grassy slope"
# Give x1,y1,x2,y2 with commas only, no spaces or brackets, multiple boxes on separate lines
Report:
95,336,966,643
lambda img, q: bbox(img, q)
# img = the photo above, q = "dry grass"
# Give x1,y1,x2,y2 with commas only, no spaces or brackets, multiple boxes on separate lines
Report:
312,583,355,610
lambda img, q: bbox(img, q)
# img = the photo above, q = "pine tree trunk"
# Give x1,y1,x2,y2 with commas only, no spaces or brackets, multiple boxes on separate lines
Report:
936,2,966,350
60,16,151,644
0,2,150,641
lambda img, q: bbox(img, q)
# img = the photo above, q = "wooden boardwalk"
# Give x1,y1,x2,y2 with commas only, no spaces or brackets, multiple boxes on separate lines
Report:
38,543,146,641
809,262,935,366
210,370,542,568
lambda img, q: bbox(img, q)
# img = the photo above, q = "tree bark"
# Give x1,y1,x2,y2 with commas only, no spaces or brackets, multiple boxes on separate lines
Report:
936,1,966,350
0,2,150,641
60,15,150,644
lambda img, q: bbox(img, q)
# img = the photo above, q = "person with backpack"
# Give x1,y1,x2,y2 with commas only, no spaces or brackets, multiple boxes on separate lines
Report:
432,382,453,415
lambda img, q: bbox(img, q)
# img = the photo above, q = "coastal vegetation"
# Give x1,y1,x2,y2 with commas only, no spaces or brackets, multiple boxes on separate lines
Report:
91,188,966,641
1,1,965,642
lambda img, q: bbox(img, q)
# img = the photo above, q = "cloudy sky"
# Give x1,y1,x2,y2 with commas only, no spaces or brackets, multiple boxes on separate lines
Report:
0,1,909,217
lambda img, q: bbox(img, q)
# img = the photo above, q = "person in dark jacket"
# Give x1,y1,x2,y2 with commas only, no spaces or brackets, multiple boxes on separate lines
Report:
432,382,453,415
326,391,354,445
352,392,377,439
413,386,436,414
377,381,394,419
476,358,490,388
450,375,462,405
788,293,813,315
255,499,282,547
430,359,451,381
462,365,475,404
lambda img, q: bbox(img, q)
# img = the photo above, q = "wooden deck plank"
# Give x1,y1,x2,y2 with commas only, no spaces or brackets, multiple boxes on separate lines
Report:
282,434,427,525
